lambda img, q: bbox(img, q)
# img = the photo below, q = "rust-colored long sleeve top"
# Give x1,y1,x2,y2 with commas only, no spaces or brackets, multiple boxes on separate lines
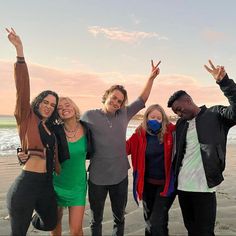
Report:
14,61,46,157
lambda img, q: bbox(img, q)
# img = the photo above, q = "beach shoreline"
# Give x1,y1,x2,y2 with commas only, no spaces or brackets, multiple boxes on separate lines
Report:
0,144,236,235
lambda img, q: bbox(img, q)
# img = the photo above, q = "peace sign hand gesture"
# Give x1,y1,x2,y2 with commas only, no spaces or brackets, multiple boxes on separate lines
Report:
149,60,161,80
6,28,23,48
204,59,226,82
6,28,24,57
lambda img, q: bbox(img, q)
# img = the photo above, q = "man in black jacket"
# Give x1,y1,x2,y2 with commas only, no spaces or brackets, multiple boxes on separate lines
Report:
167,60,236,236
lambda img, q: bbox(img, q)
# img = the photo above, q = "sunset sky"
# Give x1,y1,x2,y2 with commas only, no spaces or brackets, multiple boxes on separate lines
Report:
0,0,236,115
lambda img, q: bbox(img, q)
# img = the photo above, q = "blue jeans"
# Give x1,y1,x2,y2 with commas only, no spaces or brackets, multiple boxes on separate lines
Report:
88,176,128,236
178,190,216,236
142,182,175,236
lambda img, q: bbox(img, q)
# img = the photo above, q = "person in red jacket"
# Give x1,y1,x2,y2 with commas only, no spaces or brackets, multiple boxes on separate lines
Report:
126,104,176,236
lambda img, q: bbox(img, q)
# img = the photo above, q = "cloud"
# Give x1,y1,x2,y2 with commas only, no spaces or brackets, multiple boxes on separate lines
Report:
130,14,141,25
202,29,227,43
126,74,227,115
88,26,168,43
0,60,102,114
0,60,229,116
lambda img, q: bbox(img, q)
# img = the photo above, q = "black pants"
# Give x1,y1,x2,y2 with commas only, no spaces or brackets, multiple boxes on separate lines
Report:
6,170,58,236
142,182,175,236
178,190,216,236
88,176,128,236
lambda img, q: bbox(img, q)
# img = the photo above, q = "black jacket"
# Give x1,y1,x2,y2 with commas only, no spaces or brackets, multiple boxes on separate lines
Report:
174,74,236,188
53,120,94,164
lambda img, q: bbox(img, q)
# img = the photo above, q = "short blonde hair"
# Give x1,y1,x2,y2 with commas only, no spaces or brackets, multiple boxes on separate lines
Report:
58,97,81,123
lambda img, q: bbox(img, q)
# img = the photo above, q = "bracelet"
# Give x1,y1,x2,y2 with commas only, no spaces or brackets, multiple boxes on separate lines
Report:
16,56,25,63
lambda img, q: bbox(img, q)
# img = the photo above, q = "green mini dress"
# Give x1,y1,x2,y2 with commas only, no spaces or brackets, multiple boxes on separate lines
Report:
53,136,87,206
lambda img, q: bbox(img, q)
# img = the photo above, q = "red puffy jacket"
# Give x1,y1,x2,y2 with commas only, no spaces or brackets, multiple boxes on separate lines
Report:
126,123,176,204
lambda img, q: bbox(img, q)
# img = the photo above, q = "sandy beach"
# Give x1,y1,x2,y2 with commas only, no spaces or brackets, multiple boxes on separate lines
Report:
1,144,236,236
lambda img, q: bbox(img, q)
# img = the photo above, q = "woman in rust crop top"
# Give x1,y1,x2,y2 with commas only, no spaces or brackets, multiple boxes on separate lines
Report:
6,28,60,235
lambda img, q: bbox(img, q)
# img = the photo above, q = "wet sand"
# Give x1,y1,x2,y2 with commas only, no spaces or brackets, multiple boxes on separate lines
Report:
1,144,236,235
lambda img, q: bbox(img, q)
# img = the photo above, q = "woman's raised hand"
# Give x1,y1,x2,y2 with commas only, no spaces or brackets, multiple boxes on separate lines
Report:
6,28,24,57
6,28,22,48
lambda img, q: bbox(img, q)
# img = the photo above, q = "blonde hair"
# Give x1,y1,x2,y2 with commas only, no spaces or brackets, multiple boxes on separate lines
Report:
58,97,81,123
141,104,169,143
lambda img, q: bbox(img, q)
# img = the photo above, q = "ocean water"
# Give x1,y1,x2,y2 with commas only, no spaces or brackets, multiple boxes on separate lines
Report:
0,116,141,157
0,116,19,156
0,116,236,157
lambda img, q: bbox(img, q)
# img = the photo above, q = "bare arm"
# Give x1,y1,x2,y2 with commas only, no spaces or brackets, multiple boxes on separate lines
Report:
139,60,161,103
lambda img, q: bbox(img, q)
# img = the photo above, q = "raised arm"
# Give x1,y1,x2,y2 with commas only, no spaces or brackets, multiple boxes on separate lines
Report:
139,60,161,103
204,59,226,82
205,59,236,123
6,28,30,124
6,28,24,58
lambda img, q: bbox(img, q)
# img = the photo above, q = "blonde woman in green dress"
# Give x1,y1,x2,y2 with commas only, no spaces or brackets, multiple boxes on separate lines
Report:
51,97,93,236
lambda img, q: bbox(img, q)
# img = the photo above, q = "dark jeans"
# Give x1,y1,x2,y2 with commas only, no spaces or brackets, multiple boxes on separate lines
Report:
143,182,175,236
178,190,216,236
88,176,128,236
6,170,58,236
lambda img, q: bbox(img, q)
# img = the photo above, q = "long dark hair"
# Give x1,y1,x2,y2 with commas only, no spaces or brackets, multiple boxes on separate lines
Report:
31,90,59,126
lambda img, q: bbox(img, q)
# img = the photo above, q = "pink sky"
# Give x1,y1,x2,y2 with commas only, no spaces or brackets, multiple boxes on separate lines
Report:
0,60,227,116
1,1,235,117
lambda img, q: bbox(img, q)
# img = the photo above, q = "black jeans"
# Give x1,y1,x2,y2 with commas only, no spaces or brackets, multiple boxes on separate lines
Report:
142,182,175,236
7,170,58,236
178,190,216,236
88,176,128,236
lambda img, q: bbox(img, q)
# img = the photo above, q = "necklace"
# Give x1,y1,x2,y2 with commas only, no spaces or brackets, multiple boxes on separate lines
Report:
101,109,113,128
64,126,77,133
64,124,79,139
65,131,77,139
105,115,112,128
